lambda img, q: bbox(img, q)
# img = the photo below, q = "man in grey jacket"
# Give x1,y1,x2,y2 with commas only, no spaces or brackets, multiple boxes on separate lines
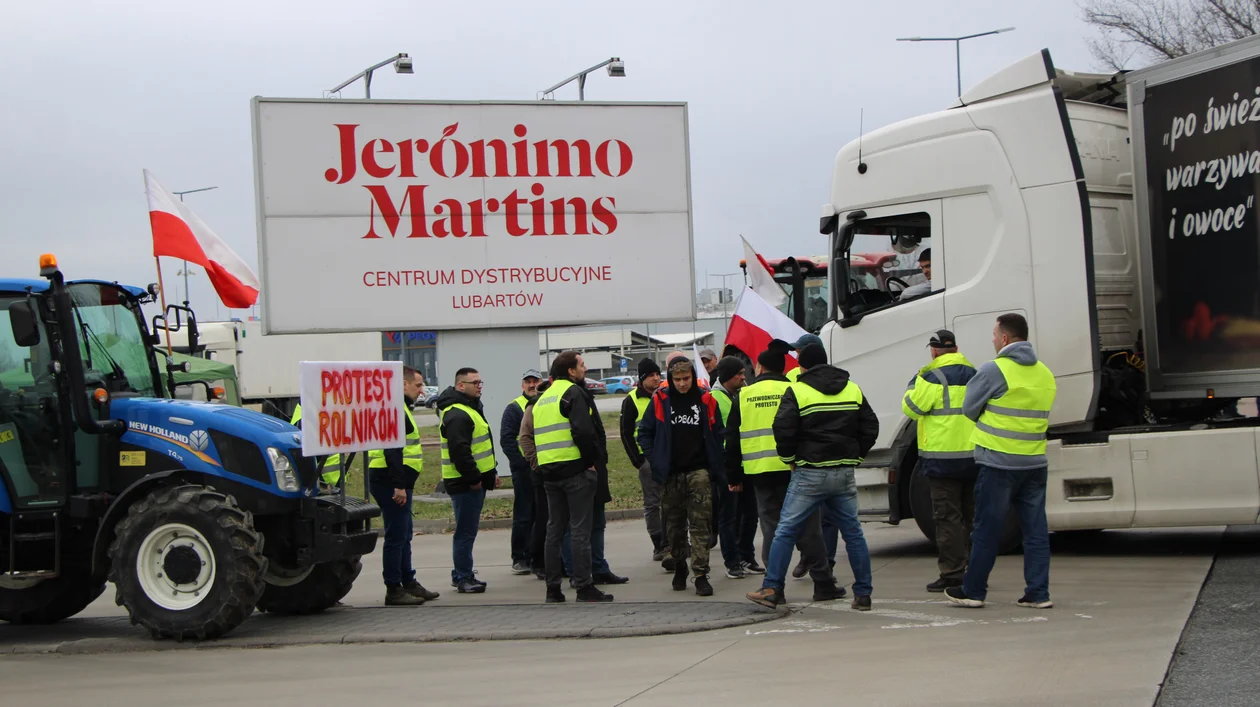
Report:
946,313,1058,610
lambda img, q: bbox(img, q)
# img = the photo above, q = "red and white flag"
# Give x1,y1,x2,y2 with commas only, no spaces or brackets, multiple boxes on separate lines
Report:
742,235,787,307
144,169,260,309
725,287,808,373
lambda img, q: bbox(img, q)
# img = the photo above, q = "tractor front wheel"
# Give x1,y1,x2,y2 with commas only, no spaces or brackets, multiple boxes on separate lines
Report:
0,570,105,625
255,556,363,615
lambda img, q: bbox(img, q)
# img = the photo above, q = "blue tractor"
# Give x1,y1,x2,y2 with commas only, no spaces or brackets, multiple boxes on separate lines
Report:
0,255,380,639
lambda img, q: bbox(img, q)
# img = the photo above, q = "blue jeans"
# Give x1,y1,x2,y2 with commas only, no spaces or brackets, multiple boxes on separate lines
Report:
450,488,486,583
560,501,609,575
764,468,872,596
510,469,535,564
962,466,1050,602
369,481,415,586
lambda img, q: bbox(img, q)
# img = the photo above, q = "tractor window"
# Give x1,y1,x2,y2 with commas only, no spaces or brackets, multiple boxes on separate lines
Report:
67,284,159,397
0,295,68,506
838,212,935,318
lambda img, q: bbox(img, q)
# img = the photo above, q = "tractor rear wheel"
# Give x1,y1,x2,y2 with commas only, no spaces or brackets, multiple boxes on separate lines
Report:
255,556,362,615
0,570,105,625
108,485,266,641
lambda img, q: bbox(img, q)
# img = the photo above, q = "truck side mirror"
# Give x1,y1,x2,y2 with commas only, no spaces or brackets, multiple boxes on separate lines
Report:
8,301,39,347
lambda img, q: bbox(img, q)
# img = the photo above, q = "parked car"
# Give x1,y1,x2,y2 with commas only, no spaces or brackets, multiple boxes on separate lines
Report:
584,378,607,394
417,385,439,408
601,376,635,394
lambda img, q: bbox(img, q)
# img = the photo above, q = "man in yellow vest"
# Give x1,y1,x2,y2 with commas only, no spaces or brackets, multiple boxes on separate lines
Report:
747,342,878,610
502,369,544,575
289,404,343,488
535,351,614,603
902,329,979,594
365,366,438,606
433,367,500,594
947,314,1057,610
620,358,664,560
726,340,841,603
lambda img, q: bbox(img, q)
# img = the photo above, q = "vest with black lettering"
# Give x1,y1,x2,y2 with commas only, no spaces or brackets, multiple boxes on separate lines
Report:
790,380,867,467
440,403,495,478
737,379,791,475
533,379,582,466
367,405,424,476
291,403,344,485
972,357,1057,456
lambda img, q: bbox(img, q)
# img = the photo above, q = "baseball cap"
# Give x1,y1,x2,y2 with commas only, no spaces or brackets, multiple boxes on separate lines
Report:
788,333,824,351
521,369,544,380
928,329,956,348
699,348,717,362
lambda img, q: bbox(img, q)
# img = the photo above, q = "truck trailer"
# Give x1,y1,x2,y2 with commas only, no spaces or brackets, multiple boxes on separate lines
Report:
818,37,1260,546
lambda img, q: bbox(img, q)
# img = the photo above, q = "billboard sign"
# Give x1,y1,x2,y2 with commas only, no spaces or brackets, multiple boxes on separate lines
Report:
252,99,694,334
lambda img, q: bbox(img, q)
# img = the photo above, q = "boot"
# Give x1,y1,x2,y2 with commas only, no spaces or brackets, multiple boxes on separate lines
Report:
694,575,713,597
746,586,785,609
385,585,426,606
545,585,566,603
672,560,689,591
404,580,440,601
812,580,847,602
651,534,666,562
576,585,614,602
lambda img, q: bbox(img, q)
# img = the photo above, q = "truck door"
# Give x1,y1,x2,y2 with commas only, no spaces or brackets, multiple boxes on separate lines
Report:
826,200,945,444
0,295,71,511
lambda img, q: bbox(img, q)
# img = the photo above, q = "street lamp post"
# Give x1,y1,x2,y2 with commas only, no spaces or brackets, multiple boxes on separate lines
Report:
172,186,218,309
328,53,414,99
540,57,626,100
896,27,1015,97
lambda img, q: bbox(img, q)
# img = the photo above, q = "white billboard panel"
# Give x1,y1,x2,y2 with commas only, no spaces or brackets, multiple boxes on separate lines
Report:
252,99,694,334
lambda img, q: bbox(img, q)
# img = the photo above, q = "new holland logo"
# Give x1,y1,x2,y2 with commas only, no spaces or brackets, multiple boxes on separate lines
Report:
189,430,210,452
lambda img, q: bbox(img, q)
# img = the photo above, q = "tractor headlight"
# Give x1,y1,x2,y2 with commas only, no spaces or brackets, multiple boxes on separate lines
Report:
267,447,300,492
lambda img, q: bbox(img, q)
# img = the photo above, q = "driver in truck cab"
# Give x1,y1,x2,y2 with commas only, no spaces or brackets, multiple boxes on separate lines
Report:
897,249,932,300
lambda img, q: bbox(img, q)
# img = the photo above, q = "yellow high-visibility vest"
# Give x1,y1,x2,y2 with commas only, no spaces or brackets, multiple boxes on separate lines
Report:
972,357,1057,456
790,380,867,467
534,379,583,466
440,403,496,478
367,405,424,474
737,379,791,475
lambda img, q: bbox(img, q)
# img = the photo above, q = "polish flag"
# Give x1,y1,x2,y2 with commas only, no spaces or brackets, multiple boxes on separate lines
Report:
725,287,809,373
144,169,261,309
691,342,711,388
741,235,787,307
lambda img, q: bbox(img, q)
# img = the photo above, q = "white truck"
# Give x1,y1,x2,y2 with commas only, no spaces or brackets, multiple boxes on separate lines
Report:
195,319,381,418
820,37,1260,548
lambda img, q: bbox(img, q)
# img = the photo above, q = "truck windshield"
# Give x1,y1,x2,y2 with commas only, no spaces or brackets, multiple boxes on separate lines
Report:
67,284,159,397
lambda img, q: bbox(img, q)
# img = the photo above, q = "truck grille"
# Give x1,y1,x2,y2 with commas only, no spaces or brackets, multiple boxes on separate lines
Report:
208,429,270,485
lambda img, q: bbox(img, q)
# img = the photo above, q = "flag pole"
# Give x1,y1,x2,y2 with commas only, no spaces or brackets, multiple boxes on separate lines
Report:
154,256,174,356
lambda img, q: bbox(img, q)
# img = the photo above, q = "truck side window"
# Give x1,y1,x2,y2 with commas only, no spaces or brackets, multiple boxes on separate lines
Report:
839,212,934,317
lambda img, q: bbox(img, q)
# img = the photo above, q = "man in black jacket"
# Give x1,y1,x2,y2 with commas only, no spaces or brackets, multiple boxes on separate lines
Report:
435,368,500,594
620,358,664,559
747,344,878,610
535,351,613,603
502,369,543,575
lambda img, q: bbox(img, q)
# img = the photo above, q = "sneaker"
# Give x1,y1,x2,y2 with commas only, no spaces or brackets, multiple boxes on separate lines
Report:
652,547,667,562
661,557,677,572
403,581,440,601
746,586,785,609
812,580,847,601
791,557,809,579
944,586,984,608
593,572,630,585
672,560,689,591
851,595,872,611
576,585,614,602
511,561,532,575
741,560,765,575
1017,595,1054,609
456,578,487,594
926,577,961,594
452,576,488,588
385,586,426,606
695,575,714,596
545,585,566,603
725,566,747,579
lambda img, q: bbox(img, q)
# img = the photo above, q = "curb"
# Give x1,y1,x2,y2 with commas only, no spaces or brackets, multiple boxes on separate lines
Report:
410,508,646,535
7,602,784,655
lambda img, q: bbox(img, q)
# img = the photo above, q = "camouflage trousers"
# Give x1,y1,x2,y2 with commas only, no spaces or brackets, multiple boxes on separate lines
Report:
662,469,713,576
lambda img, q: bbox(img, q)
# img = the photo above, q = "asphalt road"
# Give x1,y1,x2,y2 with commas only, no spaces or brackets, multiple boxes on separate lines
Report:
1156,525,1260,706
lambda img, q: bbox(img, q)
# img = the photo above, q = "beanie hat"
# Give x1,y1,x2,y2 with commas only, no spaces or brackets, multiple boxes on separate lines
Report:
716,356,745,383
637,357,661,380
757,339,790,373
798,343,828,370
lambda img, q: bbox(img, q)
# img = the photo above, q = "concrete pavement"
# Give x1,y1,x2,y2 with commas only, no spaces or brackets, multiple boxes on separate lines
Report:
2,518,1222,706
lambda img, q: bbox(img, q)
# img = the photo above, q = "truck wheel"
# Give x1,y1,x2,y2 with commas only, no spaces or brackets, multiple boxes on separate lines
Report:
108,485,267,641
0,571,105,625
255,556,363,615
908,462,1022,555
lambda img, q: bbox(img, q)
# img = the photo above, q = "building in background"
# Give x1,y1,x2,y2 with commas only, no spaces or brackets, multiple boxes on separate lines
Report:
382,330,438,386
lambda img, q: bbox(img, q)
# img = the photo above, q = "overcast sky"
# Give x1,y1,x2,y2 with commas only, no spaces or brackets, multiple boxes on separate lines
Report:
1,0,1104,321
